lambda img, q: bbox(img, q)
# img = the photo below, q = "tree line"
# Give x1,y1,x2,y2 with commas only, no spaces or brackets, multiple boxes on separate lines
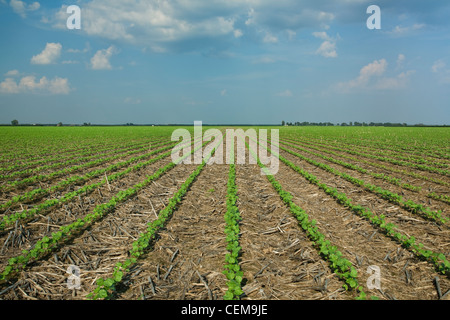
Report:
280,121,442,127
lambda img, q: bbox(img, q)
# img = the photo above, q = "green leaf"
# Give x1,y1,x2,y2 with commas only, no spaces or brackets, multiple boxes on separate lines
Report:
114,271,123,282
98,289,108,299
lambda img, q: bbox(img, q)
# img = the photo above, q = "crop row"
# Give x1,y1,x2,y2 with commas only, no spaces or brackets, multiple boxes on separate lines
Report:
0,137,214,285
0,139,163,182
0,139,156,175
0,140,176,213
283,135,449,176
278,143,448,225
262,142,450,278
88,137,222,299
283,130,449,160
0,137,200,231
279,139,449,206
244,139,365,298
287,134,449,168
222,149,244,300
281,137,449,187
427,193,450,205
0,133,157,164
279,139,421,192
1,141,168,191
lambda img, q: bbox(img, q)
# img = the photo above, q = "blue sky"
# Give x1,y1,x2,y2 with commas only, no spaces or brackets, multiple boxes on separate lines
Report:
0,0,449,125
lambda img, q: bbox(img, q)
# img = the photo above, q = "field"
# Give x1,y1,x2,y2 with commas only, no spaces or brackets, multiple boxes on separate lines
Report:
0,125,449,300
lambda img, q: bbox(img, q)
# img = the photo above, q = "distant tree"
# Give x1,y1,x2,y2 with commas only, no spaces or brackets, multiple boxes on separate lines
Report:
281,120,285,126
11,119,19,126
57,122,63,127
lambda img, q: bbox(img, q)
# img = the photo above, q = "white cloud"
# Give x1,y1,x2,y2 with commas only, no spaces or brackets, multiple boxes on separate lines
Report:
431,60,446,73
312,31,330,41
9,0,40,18
316,40,337,58
4,70,19,77
396,54,405,68
0,78,20,94
337,59,387,91
62,60,79,64
31,43,62,65
252,56,276,64
233,29,243,38
387,23,426,37
375,70,416,90
313,31,338,58
263,33,278,44
124,97,141,104
336,58,415,92
48,1,340,52
286,29,296,40
90,46,117,70
221,89,227,96
277,89,293,97
431,59,450,84
67,43,90,54
0,74,71,95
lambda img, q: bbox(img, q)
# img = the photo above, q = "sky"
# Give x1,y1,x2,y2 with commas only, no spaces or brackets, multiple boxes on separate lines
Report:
0,0,449,125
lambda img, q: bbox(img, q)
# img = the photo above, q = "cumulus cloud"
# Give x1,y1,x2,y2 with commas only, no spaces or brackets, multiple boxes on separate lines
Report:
336,58,415,92
316,40,337,58
313,31,338,58
337,59,387,91
47,1,343,52
90,46,117,70
31,43,62,65
375,70,416,90
233,29,243,38
4,70,20,77
0,74,71,95
9,0,40,18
